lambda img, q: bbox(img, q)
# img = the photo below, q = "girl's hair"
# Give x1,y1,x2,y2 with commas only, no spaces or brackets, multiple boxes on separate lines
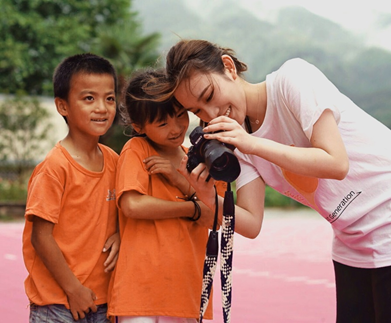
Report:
145,39,248,102
120,68,178,136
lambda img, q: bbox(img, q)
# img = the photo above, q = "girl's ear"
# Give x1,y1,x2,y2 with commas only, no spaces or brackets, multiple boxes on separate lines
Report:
221,55,238,80
55,98,68,117
131,123,143,134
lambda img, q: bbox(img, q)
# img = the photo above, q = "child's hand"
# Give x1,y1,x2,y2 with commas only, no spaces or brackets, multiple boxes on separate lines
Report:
178,155,216,211
144,155,182,186
196,201,219,229
103,232,120,273
67,284,97,321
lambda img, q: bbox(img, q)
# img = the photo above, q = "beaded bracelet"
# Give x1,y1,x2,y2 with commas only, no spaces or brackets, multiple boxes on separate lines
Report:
176,191,201,221
189,198,201,221
188,192,197,201
188,192,201,221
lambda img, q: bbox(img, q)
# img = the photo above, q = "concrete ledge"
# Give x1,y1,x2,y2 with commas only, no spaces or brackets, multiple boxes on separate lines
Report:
0,201,26,218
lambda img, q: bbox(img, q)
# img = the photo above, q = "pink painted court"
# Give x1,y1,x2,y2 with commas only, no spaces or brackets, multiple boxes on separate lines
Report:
1,208,335,322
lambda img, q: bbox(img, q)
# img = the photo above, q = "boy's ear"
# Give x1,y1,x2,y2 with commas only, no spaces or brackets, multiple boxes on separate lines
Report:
221,55,237,80
55,98,68,117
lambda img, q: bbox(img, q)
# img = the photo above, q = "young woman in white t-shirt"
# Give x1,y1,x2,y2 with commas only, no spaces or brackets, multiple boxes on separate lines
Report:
145,39,391,322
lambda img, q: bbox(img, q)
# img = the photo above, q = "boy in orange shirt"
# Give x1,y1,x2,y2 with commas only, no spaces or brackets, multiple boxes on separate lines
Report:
23,53,120,322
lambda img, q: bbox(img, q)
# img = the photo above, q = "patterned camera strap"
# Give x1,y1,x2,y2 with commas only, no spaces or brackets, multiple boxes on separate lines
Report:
199,183,235,323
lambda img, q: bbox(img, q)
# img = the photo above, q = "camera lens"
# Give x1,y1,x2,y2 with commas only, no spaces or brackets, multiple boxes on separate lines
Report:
204,141,241,182
211,154,229,171
186,126,241,182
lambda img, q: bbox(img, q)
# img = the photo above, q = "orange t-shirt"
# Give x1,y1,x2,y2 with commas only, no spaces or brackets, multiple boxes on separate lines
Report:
23,142,118,307
108,137,227,319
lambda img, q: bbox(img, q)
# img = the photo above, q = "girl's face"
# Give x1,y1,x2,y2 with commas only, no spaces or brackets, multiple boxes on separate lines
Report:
140,107,189,151
174,64,247,125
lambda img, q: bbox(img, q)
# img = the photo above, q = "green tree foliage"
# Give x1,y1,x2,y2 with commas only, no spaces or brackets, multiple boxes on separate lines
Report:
92,23,161,87
134,1,391,129
0,0,160,96
0,0,161,153
91,21,161,153
264,186,304,208
0,95,53,179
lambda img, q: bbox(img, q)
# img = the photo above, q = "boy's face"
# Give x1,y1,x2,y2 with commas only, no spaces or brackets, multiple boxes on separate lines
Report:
56,72,116,138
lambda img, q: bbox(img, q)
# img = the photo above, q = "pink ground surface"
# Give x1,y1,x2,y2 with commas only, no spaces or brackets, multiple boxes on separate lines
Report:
0,208,335,322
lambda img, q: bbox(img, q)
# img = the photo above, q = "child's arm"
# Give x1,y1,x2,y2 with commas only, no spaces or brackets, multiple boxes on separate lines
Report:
102,232,120,273
204,109,349,180
119,190,214,225
31,216,97,320
121,154,216,227
178,155,265,239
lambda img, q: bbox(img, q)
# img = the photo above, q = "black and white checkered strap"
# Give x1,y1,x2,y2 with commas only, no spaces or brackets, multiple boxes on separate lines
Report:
199,183,235,323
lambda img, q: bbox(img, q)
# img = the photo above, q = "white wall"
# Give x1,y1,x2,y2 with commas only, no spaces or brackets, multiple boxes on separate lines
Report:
0,94,200,162
0,94,68,162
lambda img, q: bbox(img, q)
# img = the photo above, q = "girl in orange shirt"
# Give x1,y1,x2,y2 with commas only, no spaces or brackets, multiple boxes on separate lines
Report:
108,69,225,323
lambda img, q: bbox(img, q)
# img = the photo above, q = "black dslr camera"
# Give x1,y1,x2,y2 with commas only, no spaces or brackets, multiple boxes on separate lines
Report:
186,126,241,182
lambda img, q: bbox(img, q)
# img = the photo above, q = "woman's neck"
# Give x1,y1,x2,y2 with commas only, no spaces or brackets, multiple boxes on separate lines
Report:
245,81,267,132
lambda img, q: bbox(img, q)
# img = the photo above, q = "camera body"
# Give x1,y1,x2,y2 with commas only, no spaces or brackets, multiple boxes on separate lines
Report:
186,126,241,182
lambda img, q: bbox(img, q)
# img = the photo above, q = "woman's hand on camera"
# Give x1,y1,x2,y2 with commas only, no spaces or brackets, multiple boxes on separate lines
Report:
203,116,257,154
178,155,216,211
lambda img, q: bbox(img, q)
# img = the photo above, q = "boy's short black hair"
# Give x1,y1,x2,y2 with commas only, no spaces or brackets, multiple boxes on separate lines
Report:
53,53,118,100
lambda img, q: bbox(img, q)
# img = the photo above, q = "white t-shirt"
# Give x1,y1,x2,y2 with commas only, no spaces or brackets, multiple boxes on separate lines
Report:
236,58,391,268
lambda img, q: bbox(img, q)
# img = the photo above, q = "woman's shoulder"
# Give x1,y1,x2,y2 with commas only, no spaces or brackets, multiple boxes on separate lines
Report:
279,58,313,71
269,58,326,94
272,58,313,80
277,58,326,82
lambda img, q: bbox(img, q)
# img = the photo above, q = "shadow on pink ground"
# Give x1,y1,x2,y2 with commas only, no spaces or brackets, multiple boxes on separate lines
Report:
1,208,335,322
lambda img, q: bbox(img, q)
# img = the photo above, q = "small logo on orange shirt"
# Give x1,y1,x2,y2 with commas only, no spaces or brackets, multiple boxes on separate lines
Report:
280,144,320,211
281,168,319,210
106,189,116,201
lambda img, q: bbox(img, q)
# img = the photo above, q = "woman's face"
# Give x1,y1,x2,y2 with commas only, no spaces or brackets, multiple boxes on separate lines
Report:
174,68,247,124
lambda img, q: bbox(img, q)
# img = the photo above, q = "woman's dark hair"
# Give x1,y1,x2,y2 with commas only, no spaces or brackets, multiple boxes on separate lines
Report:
144,39,248,102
